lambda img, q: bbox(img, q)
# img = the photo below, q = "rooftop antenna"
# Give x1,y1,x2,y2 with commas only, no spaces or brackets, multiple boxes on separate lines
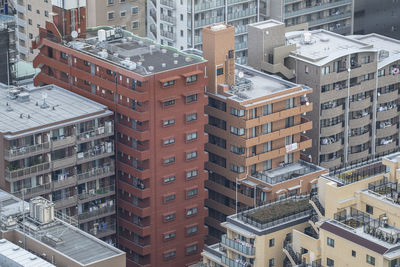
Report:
40,92,49,109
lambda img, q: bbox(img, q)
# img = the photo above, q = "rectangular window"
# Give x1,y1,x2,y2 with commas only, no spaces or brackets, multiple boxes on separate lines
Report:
322,66,330,75
186,132,198,141
164,250,176,260
186,169,198,179
163,156,175,165
209,116,227,130
217,68,224,76
366,204,373,214
163,80,175,87
187,188,198,198
163,118,175,126
60,51,68,59
230,126,245,136
186,151,198,160
164,232,176,240
352,250,356,257
230,164,244,173
186,94,198,103
186,244,198,255
366,255,375,265
327,258,334,267
186,75,197,83
263,160,272,171
164,213,176,222
163,175,176,183
131,6,139,14
263,122,272,134
269,258,275,267
186,113,197,122
209,97,226,111
164,194,176,203
186,225,198,235
327,237,335,247
186,207,198,216
269,238,275,247
285,116,294,127
163,137,175,145
107,11,115,20
263,141,272,152
230,107,245,117
230,145,245,155
263,104,272,115
286,98,294,109
163,99,175,107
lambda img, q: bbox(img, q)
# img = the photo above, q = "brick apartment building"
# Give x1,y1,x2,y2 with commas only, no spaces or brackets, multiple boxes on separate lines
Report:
32,22,208,266
198,24,325,242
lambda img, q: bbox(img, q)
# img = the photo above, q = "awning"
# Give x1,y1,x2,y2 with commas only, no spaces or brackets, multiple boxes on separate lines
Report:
240,179,257,188
182,70,203,77
159,75,180,83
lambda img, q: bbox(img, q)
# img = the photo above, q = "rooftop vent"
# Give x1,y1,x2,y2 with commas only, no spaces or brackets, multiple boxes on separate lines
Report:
121,38,127,43
185,57,192,62
173,53,179,58
29,197,55,224
17,92,30,103
127,37,133,41
302,32,312,44
148,66,154,71
149,44,156,55
161,48,167,54
6,103,12,112
98,49,108,58
161,63,166,68
138,40,144,46
210,24,227,31
320,36,329,42
174,60,178,65
98,29,106,42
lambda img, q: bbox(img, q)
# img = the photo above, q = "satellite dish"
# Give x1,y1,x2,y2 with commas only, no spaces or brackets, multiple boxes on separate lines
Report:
71,31,78,39
238,71,244,78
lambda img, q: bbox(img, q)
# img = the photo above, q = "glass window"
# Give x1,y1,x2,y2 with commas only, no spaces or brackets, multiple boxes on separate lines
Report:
186,75,197,83
327,237,335,247
366,255,375,265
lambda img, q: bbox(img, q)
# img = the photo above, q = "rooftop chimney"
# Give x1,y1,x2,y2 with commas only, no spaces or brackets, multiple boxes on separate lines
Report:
202,24,235,94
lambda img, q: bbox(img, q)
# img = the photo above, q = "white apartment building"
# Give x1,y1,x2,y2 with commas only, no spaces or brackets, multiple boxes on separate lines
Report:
147,0,354,64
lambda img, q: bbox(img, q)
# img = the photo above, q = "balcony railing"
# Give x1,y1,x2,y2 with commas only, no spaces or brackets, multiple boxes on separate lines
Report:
53,176,77,190
4,142,50,160
53,195,78,209
221,235,255,256
285,0,352,18
160,0,175,8
221,255,250,267
13,183,52,199
78,185,115,201
90,223,116,238
77,164,115,181
5,162,51,180
77,123,113,142
78,205,115,221
77,143,114,162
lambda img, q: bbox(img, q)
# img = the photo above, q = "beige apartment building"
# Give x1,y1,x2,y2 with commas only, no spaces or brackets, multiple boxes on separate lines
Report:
86,0,146,37
200,24,325,243
202,152,400,267
248,20,400,170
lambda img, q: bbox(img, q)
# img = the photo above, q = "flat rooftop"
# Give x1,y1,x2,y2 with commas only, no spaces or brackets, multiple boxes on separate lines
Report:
225,65,309,103
68,27,205,76
0,83,111,136
250,19,284,29
0,239,55,267
286,29,375,66
353,34,400,69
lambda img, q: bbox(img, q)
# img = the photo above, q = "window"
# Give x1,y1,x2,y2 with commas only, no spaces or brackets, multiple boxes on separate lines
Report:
163,137,175,146
209,97,226,111
186,169,198,179
230,107,245,117
269,238,275,247
28,19,32,25
186,244,198,255
164,194,176,203
263,160,272,171
366,255,375,265
164,250,176,260
132,21,139,29
106,69,112,75
107,11,115,20
108,0,114,4
230,126,245,136
230,145,244,155
164,213,176,222
187,188,198,198
321,66,330,75
217,68,224,76
352,250,356,257
363,55,371,64
84,60,90,66
378,69,385,77
163,156,175,165
209,152,226,167
28,4,32,10
60,51,68,59
263,104,272,115
186,151,198,160
120,10,126,17
286,116,294,127
366,204,373,214
186,225,198,235
263,122,272,134
186,132,197,141
163,175,176,183
131,6,139,14
186,94,197,103
45,10,49,17
327,237,335,247
209,116,226,130
230,164,244,173
327,258,334,267
186,75,197,83
163,80,175,87
186,207,198,216
186,113,197,122
163,99,175,107
264,141,272,152
163,118,175,126
29,33,33,39
286,98,294,109
36,9,40,14
164,232,176,240
269,258,275,267
305,65,309,74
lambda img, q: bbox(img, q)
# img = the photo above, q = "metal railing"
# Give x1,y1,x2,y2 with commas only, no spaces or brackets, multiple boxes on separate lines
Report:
13,183,52,199
76,123,113,141
78,205,115,221
78,185,115,201
4,142,50,159
90,223,116,237
76,145,114,161
77,164,115,181
221,235,255,256
5,162,51,180
221,255,251,267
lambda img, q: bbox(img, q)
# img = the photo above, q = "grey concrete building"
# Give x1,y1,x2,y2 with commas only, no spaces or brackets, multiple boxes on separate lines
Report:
354,0,400,40
147,0,354,64
86,0,146,37
0,83,116,244
248,20,400,170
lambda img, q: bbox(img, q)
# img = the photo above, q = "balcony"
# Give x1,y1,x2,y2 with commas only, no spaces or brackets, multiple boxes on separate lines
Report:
378,90,399,104
13,183,52,199
320,123,344,137
77,164,115,184
160,14,175,24
90,223,116,239
377,124,398,138
320,157,342,169
348,132,370,146
221,255,249,267
52,155,76,170
190,0,224,12
348,149,370,163
5,162,51,182
376,139,397,154
308,12,352,27
320,105,344,119
160,30,176,41
78,185,115,203
348,114,371,128
119,179,151,199
78,205,115,223
53,176,77,190
221,235,255,256
320,87,348,102
77,122,113,143
285,0,352,18
377,106,398,121
349,98,372,111
194,16,225,28
4,142,50,161
160,0,175,8
54,195,78,209
228,9,257,21
76,143,114,163
52,135,76,149
320,140,343,154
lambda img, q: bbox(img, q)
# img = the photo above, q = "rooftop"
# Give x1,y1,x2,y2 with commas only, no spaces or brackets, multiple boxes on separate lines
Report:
249,19,284,29
0,239,55,267
61,26,205,76
0,190,124,265
286,29,375,66
352,34,400,69
251,160,324,185
0,83,112,136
